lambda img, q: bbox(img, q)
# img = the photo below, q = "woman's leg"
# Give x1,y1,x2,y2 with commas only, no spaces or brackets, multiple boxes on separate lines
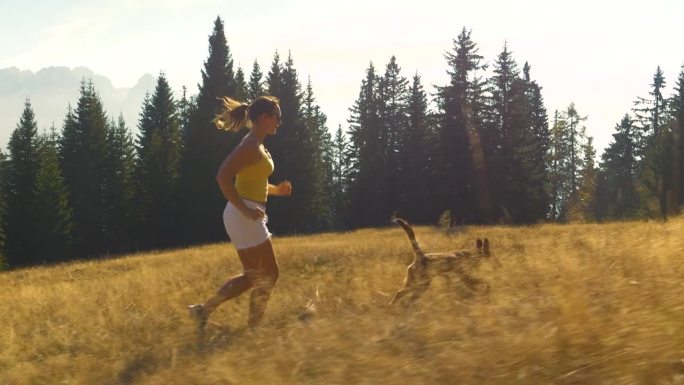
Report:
193,238,278,329
241,238,279,328
201,248,260,314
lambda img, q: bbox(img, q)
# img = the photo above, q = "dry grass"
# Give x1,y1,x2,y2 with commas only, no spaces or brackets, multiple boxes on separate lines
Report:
2,217,684,384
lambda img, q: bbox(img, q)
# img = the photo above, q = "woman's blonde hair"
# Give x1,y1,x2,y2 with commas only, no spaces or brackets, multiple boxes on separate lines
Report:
213,95,280,132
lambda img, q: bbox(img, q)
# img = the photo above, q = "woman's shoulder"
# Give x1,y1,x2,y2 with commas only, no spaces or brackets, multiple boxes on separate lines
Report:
237,137,261,151
231,137,262,163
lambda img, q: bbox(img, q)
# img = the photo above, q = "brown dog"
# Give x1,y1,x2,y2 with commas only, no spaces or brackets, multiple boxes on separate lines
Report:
390,218,496,305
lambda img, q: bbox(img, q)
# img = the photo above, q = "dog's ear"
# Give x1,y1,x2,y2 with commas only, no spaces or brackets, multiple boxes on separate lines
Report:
476,239,483,250
483,239,490,255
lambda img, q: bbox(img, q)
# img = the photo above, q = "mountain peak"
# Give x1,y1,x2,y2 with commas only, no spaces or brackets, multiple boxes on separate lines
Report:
0,66,158,149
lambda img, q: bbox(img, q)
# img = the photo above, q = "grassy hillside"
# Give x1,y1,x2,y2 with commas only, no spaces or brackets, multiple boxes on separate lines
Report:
2,218,684,384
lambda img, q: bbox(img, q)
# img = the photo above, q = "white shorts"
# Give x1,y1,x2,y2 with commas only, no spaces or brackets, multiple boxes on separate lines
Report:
223,199,272,250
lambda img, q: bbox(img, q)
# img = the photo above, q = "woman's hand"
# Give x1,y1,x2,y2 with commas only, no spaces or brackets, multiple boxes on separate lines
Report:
241,206,266,221
270,180,293,197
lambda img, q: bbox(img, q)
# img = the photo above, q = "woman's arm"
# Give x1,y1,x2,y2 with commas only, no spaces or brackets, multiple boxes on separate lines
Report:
268,181,292,197
216,141,262,217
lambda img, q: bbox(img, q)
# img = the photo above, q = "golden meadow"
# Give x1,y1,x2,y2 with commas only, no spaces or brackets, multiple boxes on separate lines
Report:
2,217,684,384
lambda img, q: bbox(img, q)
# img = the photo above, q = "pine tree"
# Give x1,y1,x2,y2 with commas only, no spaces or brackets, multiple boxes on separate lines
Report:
568,136,598,222
485,50,547,224
264,51,287,231
59,80,110,258
596,115,639,219
673,67,684,209
547,110,571,220
4,99,41,266
486,43,522,222
136,73,183,248
331,124,351,229
434,28,487,224
265,52,321,233
235,67,248,102
347,63,384,227
302,78,332,230
248,60,265,101
177,86,197,241
266,52,283,97
178,86,197,141
398,73,433,223
547,103,590,221
634,67,668,148
377,56,409,221
0,150,7,269
566,103,587,197
516,63,551,222
32,127,73,263
634,67,671,217
103,115,136,252
494,61,551,224
179,16,237,244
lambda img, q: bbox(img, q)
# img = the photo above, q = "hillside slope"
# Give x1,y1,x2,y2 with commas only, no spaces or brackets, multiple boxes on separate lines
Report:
2,218,684,384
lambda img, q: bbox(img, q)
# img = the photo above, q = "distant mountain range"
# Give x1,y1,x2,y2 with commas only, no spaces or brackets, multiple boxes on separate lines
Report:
0,66,157,150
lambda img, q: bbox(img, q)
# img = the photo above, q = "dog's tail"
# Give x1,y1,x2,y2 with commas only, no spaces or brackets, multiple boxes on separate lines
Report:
394,218,426,261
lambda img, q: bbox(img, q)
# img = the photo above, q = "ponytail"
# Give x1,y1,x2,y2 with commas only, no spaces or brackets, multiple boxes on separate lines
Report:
214,97,251,132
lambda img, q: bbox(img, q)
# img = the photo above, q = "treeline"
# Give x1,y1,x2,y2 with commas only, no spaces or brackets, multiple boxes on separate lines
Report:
0,18,682,269
594,67,684,220
0,17,333,268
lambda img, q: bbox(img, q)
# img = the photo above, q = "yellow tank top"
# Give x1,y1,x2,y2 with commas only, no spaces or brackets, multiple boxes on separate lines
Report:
235,146,274,203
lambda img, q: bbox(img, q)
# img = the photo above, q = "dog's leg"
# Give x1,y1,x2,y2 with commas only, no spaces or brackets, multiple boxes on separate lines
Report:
408,288,427,302
406,281,431,303
462,275,487,294
389,287,411,305
445,274,470,298
444,274,455,287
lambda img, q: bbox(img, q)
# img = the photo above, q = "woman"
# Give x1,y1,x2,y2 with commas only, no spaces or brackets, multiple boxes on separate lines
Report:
188,95,292,333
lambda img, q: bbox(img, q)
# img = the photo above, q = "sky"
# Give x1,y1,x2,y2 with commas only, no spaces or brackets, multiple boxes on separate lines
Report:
2,0,683,154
